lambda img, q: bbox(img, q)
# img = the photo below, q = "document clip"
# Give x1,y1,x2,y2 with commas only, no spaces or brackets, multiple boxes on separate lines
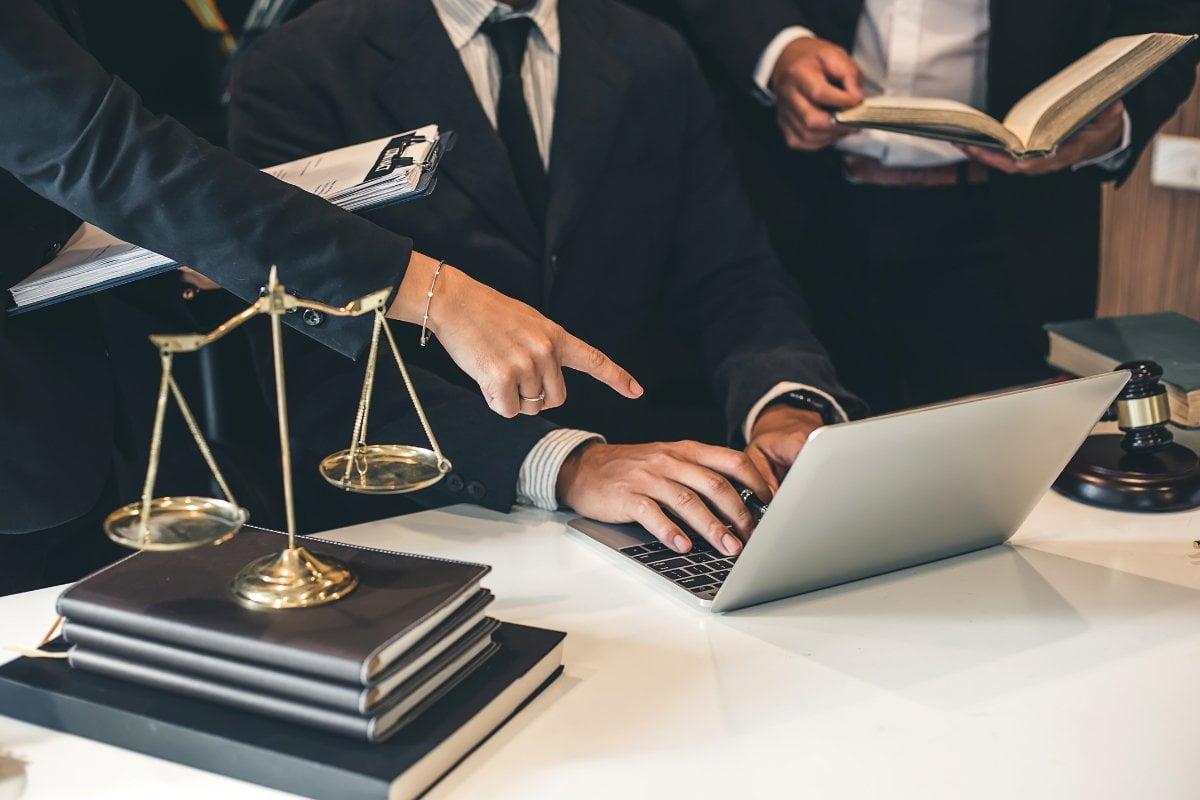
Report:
105,268,446,609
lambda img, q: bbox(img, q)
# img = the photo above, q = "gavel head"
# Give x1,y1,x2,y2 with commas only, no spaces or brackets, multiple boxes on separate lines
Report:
1115,360,1173,453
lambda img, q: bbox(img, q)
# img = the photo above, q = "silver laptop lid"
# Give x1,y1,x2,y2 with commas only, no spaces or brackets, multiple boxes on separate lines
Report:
711,372,1128,612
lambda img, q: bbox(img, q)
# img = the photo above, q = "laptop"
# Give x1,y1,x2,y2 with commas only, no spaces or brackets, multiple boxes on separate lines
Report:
567,371,1128,613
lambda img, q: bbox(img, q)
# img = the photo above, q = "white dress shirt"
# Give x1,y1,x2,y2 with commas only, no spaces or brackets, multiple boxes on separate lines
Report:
432,0,558,168
432,0,847,510
753,0,1130,169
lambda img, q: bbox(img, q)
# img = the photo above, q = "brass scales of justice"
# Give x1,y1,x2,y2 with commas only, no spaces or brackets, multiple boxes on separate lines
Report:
102,267,451,609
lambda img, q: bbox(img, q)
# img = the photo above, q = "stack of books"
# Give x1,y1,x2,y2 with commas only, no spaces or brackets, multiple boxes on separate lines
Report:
0,528,565,799
7,125,448,311
1046,312,1200,427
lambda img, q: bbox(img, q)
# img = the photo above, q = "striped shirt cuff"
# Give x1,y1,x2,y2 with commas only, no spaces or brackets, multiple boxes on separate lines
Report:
516,429,606,511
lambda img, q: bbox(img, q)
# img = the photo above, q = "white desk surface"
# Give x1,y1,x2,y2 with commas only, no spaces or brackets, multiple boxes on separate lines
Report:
2,490,1200,800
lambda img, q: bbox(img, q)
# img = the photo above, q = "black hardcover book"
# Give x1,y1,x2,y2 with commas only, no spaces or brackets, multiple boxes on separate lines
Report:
56,527,490,684
0,623,565,800
70,622,499,741
62,591,498,714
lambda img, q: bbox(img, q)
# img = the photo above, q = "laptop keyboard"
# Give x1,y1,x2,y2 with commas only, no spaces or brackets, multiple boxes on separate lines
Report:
618,538,738,601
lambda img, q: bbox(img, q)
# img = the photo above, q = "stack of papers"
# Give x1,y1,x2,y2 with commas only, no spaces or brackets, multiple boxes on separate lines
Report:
9,125,445,311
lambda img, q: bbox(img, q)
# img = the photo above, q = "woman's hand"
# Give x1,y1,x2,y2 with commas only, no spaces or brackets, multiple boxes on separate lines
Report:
388,252,643,417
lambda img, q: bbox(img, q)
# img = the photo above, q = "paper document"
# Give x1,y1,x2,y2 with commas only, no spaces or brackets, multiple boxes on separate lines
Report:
9,125,444,311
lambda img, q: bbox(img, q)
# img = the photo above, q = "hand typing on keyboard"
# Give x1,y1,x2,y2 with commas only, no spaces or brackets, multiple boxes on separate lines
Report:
556,440,773,557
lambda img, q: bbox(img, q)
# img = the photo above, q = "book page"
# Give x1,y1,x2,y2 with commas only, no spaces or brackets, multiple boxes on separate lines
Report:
836,97,1022,152
265,124,437,198
1021,34,1195,153
1002,34,1153,147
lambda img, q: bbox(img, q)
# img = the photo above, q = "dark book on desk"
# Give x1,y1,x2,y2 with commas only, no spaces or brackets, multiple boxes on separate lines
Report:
61,605,499,715
835,33,1196,157
0,623,565,800
1045,312,1200,426
57,527,491,685
70,621,499,741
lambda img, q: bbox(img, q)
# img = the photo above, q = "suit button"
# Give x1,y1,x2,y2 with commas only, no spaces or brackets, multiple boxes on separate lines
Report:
446,474,464,493
303,309,325,326
466,481,486,500
43,241,61,261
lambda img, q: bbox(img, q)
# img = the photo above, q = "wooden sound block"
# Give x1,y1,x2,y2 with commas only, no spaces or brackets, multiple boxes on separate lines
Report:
1053,433,1200,512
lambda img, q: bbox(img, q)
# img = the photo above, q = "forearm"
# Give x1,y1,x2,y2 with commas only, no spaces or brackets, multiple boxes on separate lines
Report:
0,0,412,358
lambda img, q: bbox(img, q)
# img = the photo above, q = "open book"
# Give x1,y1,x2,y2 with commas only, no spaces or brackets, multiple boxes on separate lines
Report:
834,33,1196,157
7,125,448,312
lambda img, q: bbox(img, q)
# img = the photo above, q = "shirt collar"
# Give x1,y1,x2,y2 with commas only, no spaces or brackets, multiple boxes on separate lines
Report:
432,0,560,55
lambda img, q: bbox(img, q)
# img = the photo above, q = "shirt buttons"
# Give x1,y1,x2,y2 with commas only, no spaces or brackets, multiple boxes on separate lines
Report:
466,481,486,500
445,474,465,493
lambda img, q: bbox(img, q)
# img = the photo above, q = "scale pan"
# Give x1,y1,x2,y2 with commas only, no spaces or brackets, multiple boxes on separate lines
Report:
104,496,248,551
319,445,449,494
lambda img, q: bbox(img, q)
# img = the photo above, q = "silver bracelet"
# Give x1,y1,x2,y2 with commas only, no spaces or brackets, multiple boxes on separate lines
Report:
419,261,445,347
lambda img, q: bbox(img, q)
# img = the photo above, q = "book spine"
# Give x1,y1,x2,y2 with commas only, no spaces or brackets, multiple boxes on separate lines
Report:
57,595,362,684
69,647,374,741
63,622,367,714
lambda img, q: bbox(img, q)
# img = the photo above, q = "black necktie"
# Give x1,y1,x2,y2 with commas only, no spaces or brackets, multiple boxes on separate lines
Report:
482,16,547,230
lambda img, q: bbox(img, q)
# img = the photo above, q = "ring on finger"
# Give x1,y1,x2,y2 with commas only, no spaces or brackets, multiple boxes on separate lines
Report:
520,391,546,405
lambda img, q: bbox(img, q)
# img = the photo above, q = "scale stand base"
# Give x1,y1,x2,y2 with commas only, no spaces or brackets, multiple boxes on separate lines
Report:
1053,434,1200,513
232,546,360,609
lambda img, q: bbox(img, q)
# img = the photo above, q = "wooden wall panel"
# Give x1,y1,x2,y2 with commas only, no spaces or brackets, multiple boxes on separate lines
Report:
1098,67,1200,318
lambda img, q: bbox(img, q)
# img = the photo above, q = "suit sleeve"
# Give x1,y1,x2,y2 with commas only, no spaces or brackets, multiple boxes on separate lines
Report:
227,30,560,512
673,0,814,98
1101,0,1200,183
0,0,413,359
662,44,865,443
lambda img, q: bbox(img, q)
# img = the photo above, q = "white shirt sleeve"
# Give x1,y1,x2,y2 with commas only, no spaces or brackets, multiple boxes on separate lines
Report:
1072,108,1133,172
742,382,850,444
752,26,817,105
515,428,605,511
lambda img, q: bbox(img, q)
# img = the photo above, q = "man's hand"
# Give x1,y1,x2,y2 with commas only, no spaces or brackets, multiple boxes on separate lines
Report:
178,266,220,291
556,441,774,556
388,252,643,419
745,405,824,493
962,101,1126,176
771,36,863,151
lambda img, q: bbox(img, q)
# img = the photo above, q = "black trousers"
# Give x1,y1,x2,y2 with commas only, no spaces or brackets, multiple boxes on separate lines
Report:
802,178,1053,414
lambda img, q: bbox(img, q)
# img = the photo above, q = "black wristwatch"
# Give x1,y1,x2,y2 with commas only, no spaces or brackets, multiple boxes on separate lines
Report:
770,389,841,425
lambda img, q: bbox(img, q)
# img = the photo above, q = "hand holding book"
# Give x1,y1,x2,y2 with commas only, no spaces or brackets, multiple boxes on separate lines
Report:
768,36,863,151
958,100,1127,175
833,34,1197,161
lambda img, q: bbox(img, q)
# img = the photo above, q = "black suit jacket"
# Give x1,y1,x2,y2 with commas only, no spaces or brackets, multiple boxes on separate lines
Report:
656,0,1200,344
228,0,862,513
0,0,421,533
